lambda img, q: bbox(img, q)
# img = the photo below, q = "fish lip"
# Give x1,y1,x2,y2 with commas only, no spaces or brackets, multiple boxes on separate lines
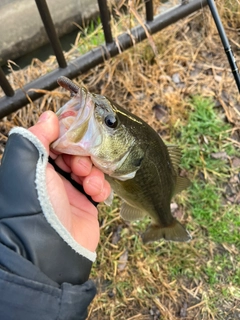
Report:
76,87,95,124
76,86,88,119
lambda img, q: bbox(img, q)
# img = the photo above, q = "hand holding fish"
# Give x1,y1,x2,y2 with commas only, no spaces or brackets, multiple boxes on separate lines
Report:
28,110,111,252
0,107,110,313
0,108,112,282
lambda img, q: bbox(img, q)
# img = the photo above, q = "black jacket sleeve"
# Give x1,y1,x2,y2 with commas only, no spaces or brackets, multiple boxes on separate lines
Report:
0,243,96,320
0,129,97,319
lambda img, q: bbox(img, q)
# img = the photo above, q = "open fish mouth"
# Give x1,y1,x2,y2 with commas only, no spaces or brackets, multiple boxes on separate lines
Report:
51,77,101,154
56,86,88,131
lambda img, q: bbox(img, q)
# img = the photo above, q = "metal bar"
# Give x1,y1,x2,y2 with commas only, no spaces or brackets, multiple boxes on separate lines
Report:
0,0,207,119
0,67,14,97
97,0,113,44
207,0,240,93
35,0,67,68
145,0,154,22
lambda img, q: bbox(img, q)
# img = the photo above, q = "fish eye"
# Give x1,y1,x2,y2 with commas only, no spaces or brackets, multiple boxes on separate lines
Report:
104,114,118,128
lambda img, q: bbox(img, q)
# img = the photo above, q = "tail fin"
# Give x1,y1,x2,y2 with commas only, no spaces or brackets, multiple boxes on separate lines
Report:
142,219,191,243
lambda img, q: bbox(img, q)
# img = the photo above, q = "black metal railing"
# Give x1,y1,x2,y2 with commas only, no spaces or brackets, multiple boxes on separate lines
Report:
35,0,67,68
1,0,237,119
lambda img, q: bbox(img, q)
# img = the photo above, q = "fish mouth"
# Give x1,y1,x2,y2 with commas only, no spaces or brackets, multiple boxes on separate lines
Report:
51,80,101,154
56,86,88,128
66,87,96,143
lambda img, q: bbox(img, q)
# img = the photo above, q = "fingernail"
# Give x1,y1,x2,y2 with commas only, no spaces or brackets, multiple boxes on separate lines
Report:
38,111,52,123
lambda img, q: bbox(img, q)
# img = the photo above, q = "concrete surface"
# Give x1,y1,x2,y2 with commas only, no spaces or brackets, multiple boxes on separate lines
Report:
0,0,14,8
0,0,100,65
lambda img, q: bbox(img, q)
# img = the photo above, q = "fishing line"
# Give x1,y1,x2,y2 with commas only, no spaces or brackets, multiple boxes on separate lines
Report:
207,0,240,93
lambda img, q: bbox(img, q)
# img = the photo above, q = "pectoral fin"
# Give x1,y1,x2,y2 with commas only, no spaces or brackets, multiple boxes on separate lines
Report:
120,202,146,221
142,219,191,243
104,189,114,206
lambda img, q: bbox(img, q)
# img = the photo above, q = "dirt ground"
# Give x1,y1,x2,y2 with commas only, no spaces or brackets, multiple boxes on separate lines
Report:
0,1,239,319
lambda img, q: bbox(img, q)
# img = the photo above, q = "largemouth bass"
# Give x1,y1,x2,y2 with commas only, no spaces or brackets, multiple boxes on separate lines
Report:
52,76,191,243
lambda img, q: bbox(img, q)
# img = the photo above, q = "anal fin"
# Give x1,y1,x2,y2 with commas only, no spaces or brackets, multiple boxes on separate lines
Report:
142,219,191,243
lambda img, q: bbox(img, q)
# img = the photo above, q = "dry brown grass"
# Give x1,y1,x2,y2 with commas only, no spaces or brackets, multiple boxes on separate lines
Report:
0,1,239,319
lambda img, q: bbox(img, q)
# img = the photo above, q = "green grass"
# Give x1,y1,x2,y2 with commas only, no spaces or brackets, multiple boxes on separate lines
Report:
76,18,105,55
175,96,240,245
173,96,240,293
178,96,235,174
186,182,239,244
76,13,138,55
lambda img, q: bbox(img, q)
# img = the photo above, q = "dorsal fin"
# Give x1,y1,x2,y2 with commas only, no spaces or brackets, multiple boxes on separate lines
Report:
166,145,191,194
166,144,182,173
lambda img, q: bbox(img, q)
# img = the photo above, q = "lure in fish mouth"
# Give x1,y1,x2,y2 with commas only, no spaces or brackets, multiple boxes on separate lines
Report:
52,76,191,244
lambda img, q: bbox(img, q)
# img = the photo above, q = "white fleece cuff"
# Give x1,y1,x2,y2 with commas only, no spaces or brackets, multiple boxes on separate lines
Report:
9,127,96,262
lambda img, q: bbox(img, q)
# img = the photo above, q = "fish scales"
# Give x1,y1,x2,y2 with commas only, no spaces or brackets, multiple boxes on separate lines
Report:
52,76,191,243
107,107,176,221
108,140,175,225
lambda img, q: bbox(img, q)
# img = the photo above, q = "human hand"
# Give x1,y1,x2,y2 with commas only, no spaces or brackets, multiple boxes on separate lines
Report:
28,111,111,252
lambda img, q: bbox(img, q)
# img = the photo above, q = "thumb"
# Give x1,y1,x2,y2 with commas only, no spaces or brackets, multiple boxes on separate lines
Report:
28,111,59,153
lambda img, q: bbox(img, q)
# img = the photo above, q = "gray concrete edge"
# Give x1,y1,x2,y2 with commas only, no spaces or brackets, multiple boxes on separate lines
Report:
0,0,100,65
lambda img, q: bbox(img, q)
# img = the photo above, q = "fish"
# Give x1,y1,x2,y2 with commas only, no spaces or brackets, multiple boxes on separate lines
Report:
52,76,191,243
